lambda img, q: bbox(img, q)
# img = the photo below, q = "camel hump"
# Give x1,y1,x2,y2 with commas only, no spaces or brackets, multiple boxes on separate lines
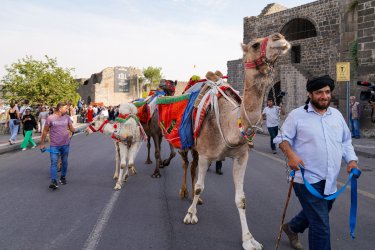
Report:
205,71,220,82
119,102,137,115
214,70,224,78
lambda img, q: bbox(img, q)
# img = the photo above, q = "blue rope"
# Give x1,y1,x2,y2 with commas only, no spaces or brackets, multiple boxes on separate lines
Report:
290,164,361,239
40,130,79,155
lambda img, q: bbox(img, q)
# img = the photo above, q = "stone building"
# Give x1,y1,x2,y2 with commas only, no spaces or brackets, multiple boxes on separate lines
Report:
77,66,143,106
227,0,375,136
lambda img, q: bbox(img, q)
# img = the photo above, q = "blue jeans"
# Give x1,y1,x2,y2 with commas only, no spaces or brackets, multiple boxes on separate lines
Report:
8,119,19,142
267,126,278,150
50,145,70,182
289,180,335,250
350,117,360,138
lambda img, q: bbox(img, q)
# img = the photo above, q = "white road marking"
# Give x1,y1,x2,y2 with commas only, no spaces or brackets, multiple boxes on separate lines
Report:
83,191,120,250
252,149,375,201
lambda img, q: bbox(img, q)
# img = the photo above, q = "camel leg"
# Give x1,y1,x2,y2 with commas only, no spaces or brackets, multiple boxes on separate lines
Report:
151,134,162,178
162,143,176,167
126,142,139,178
113,142,120,180
114,144,128,190
183,157,209,224
178,149,189,199
233,153,263,250
190,149,203,205
145,137,152,164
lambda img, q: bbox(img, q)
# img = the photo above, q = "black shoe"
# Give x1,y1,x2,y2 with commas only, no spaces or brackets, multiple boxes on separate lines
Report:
49,180,59,189
59,176,67,185
272,150,277,154
216,169,223,175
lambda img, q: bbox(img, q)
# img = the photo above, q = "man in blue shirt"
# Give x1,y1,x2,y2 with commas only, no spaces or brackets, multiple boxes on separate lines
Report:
274,75,359,250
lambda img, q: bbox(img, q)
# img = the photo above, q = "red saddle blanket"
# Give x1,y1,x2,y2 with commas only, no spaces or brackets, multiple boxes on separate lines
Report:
133,100,150,124
156,94,190,148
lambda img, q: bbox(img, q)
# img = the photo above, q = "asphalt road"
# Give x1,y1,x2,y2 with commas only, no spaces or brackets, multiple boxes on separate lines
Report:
0,133,374,250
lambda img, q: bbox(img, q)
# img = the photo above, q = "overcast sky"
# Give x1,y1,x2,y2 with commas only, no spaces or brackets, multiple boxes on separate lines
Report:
0,0,313,81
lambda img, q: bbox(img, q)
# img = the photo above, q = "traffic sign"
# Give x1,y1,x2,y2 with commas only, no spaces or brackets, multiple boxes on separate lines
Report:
336,62,350,82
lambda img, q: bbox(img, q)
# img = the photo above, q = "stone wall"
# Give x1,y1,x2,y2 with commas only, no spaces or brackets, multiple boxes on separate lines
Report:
77,67,142,106
227,0,375,135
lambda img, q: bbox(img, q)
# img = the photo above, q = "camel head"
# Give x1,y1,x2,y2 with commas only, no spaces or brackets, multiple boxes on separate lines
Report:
241,33,290,75
159,79,177,96
85,115,107,135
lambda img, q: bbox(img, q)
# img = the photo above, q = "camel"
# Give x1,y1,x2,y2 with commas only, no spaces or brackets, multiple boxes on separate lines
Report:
178,71,229,203
182,33,290,250
139,79,177,178
85,102,145,190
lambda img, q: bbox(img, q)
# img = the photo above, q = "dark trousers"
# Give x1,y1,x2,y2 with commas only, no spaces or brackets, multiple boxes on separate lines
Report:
216,161,222,171
289,180,335,250
267,126,278,150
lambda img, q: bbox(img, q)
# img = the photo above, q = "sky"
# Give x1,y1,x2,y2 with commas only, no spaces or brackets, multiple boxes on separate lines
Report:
0,0,313,81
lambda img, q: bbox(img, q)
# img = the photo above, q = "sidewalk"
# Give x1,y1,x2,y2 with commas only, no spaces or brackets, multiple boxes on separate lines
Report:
259,124,375,158
0,123,87,155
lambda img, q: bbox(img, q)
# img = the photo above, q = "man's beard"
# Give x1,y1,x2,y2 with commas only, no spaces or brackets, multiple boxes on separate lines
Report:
311,97,331,110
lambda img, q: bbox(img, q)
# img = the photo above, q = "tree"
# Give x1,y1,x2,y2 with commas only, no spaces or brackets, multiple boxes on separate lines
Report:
143,66,162,89
1,55,80,106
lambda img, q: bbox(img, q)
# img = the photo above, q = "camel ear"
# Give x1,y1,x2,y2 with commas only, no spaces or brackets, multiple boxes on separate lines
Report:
214,70,223,78
241,43,248,53
174,80,178,85
206,71,219,81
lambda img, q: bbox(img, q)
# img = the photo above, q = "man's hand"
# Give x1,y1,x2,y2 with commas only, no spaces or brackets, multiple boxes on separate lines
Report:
39,143,45,151
347,160,359,174
287,153,305,171
279,141,304,171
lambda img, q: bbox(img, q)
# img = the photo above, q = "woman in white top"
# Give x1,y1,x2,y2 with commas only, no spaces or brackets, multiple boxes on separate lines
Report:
38,107,49,133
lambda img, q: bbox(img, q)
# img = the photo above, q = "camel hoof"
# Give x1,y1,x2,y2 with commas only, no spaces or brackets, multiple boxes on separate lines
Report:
198,197,204,205
179,188,189,199
242,239,263,250
162,159,170,167
183,212,198,224
130,166,137,175
113,184,122,190
145,159,153,164
151,172,162,178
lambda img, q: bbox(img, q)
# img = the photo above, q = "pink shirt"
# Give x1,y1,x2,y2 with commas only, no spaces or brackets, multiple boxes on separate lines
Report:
46,114,72,146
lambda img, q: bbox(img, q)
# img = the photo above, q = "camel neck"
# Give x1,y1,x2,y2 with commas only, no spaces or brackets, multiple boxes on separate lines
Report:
101,122,114,136
241,70,267,129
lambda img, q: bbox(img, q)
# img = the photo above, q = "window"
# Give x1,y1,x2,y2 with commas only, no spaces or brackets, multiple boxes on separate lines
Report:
291,45,301,63
281,18,317,41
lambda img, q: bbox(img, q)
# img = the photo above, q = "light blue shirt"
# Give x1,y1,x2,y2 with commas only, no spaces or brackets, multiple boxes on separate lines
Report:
274,103,358,195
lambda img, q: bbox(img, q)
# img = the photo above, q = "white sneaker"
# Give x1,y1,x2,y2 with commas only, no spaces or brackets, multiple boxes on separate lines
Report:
32,146,36,149
21,148,27,151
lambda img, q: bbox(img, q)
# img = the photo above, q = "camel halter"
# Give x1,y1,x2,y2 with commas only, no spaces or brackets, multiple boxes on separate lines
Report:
88,119,109,133
244,37,271,70
164,80,176,92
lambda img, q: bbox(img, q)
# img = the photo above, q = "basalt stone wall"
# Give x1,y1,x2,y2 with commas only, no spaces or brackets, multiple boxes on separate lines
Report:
228,0,375,135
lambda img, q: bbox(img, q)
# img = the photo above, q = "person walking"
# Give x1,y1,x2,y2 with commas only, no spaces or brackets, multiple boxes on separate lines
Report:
40,102,80,190
274,75,359,250
349,96,361,139
38,106,49,133
87,105,93,123
20,108,38,151
108,106,115,121
5,103,20,144
262,98,285,154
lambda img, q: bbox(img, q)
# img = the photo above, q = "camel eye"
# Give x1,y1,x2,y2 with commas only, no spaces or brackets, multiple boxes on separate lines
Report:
252,43,260,49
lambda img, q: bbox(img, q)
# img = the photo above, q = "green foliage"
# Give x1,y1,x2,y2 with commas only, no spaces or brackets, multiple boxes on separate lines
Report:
349,39,358,67
143,66,162,88
1,55,79,106
348,0,359,12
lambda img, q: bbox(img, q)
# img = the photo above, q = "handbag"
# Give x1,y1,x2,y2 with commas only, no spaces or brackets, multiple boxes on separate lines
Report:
13,119,20,125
